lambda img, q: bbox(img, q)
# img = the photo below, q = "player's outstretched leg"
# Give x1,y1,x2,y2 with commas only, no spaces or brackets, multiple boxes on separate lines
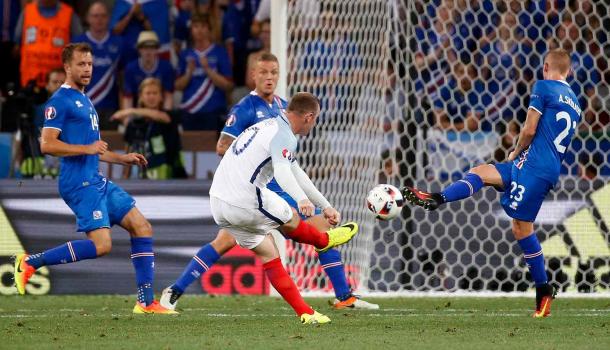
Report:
161,229,236,310
253,234,330,325
13,235,100,295
513,219,557,318
402,164,502,210
120,208,176,314
281,216,358,253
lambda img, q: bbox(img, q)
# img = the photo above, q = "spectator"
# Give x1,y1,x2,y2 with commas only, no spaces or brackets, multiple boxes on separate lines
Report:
176,14,233,131
430,61,489,132
0,0,21,93
14,0,83,88
479,10,533,123
16,68,65,178
222,0,256,86
110,0,170,62
245,20,270,90
173,0,195,56
123,31,174,110
111,78,186,180
550,14,601,130
73,1,125,130
250,0,270,37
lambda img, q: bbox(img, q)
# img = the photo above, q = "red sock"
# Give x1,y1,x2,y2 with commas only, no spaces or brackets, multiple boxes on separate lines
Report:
263,258,314,316
283,220,329,249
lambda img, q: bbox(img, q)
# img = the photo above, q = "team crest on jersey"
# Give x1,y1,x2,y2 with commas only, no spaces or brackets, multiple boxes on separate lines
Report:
44,106,56,120
256,111,265,119
93,210,103,220
226,114,236,127
282,149,294,162
75,100,83,108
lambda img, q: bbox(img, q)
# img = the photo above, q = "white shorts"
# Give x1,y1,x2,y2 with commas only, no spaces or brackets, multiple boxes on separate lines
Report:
210,188,293,249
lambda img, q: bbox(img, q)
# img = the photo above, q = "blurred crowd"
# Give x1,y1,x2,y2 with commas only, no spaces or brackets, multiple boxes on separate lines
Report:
1,0,608,181
0,0,271,178
404,0,609,180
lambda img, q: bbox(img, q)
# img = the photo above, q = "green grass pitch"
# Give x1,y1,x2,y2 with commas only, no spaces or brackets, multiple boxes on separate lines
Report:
1,296,609,349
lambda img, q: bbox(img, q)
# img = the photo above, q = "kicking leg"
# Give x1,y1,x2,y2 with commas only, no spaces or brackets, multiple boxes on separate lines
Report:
402,164,504,210
161,229,236,309
281,210,358,252
513,219,556,318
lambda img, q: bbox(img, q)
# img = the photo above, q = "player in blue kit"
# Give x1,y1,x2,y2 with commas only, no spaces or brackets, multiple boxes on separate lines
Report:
12,43,175,314
161,52,378,311
402,49,581,318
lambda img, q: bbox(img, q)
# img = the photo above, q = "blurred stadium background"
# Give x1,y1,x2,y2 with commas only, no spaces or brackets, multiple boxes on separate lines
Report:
0,0,609,299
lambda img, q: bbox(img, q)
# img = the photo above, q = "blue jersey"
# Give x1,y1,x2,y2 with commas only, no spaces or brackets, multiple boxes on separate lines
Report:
222,92,288,193
519,80,582,183
123,58,175,97
178,45,232,114
110,0,171,62
73,32,124,109
43,85,104,193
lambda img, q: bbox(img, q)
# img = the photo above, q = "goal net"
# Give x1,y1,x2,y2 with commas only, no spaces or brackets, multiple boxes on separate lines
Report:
280,0,610,295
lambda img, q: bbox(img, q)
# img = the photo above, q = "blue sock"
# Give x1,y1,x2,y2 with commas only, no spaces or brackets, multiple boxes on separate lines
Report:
441,173,484,202
173,244,221,294
517,233,548,286
26,240,97,269
130,237,155,306
318,248,351,300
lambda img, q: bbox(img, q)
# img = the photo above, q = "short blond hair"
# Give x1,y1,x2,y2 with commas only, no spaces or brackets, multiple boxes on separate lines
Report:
545,48,571,75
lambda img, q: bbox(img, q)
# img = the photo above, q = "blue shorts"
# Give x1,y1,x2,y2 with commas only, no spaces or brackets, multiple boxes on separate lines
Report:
493,162,553,222
276,191,322,220
62,180,136,233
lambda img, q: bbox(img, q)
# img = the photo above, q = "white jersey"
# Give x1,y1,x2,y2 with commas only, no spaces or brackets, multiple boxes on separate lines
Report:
210,116,298,209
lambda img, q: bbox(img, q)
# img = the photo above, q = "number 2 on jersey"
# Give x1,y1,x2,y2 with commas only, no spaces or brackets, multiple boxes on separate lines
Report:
553,111,575,153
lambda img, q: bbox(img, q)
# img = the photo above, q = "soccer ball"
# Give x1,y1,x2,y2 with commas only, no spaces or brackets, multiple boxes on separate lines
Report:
366,184,404,220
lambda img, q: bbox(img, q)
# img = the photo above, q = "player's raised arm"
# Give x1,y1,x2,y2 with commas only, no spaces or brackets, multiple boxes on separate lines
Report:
40,127,107,157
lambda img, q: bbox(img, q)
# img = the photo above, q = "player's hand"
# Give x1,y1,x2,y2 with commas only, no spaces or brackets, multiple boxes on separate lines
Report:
123,153,148,166
88,140,108,155
298,199,315,217
323,207,341,226
508,150,518,161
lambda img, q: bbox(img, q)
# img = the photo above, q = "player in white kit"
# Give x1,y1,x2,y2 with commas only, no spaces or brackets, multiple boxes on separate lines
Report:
209,92,358,324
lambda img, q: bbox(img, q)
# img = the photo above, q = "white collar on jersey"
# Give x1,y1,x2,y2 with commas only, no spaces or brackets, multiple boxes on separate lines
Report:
250,90,282,107
139,57,158,74
557,80,570,86
60,83,85,95
86,31,110,46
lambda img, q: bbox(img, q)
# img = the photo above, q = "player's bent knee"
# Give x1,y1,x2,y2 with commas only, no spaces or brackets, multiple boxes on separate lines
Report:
512,219,534,240
93,240,112,256
211,230,237,254
130,219,153,237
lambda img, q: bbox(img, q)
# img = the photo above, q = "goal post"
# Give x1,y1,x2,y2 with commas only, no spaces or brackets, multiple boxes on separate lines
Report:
274,0,610,296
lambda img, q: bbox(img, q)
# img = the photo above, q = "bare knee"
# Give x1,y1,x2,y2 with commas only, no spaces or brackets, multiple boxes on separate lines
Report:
130,219,153,237
512,219,534,240
92,237,112,256
210,229,237,254
280,209,300,233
